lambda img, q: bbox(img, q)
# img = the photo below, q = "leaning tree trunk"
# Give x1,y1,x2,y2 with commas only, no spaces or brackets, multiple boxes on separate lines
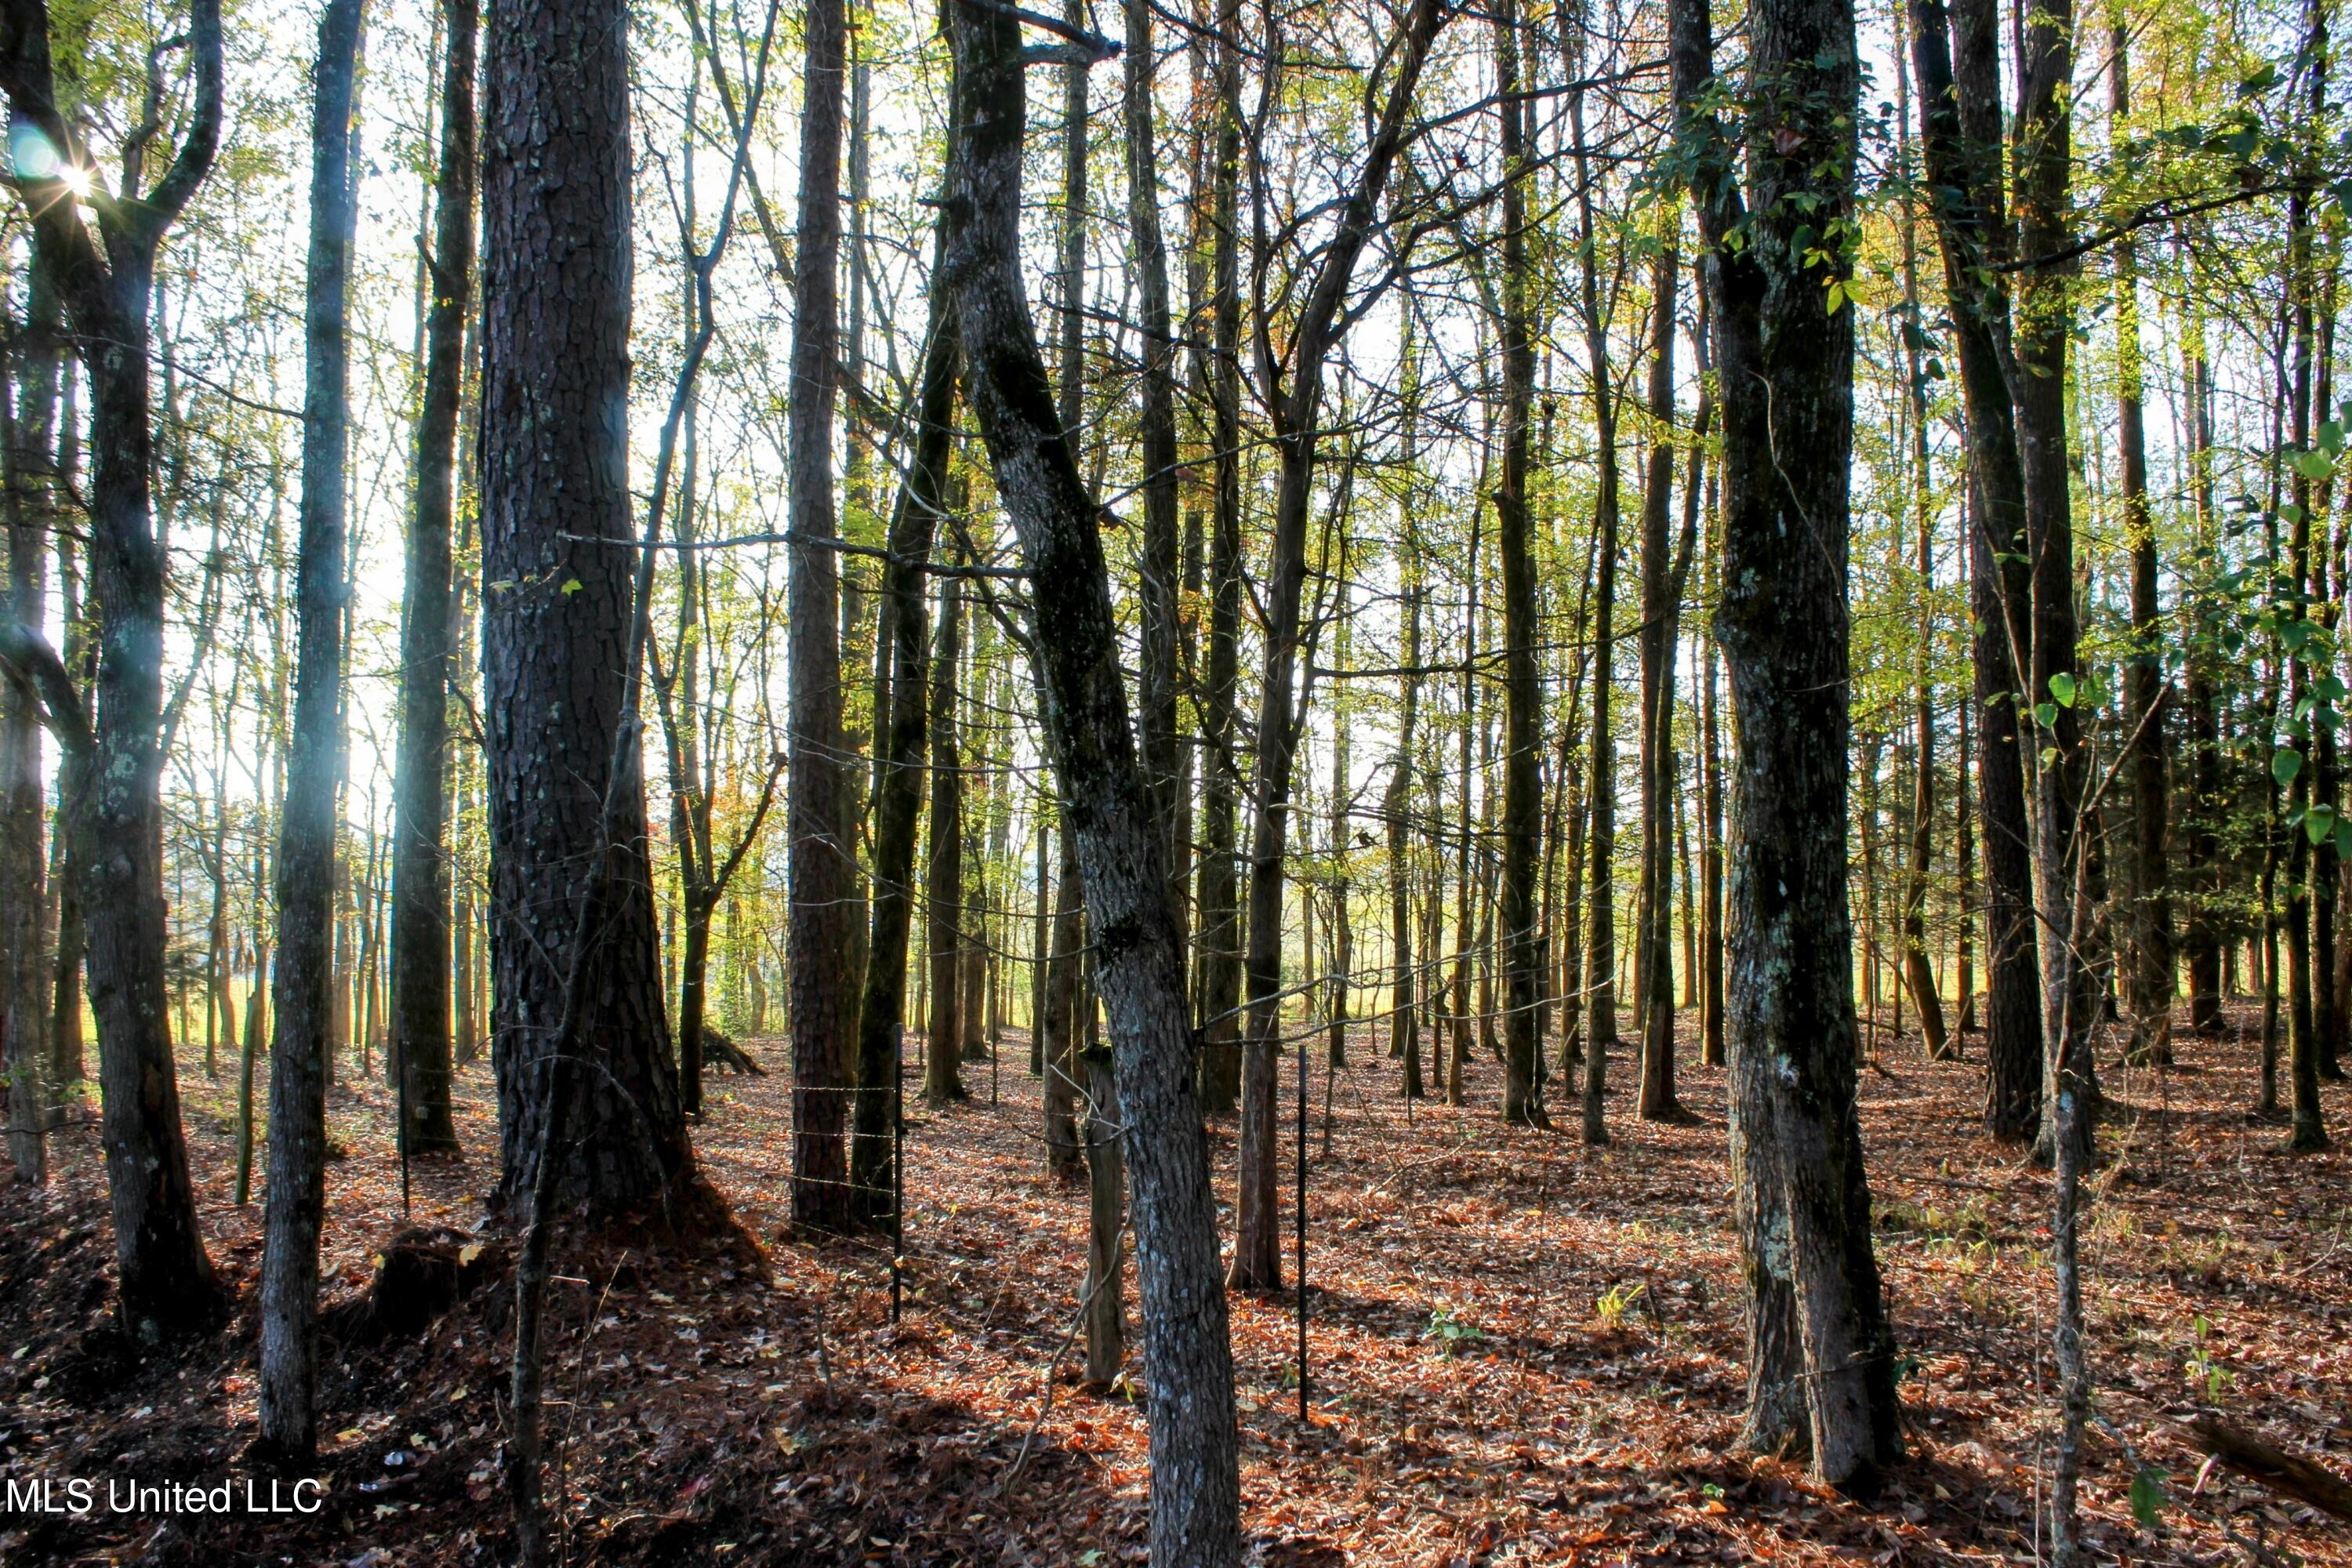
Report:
1670,0,1903,1491
390,0,475,1159
481,0,689,1214
941,9,1240,1560
259,0,362,1464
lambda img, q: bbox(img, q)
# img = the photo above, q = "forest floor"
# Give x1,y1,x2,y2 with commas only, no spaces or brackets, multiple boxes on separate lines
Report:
5,1006,2352,1566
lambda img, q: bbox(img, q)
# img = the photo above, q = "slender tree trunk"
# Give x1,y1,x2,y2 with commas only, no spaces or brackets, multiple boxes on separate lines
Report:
1911,0,2041,1138
1044,823,1084,1178
941,9,1241,1553
259,0,362,1463
1495,0,1543,1124
926,566,968,1103
1635,239,1689,1120
391,0,474,1158
2182,303,2223,1035
850,264,953,1226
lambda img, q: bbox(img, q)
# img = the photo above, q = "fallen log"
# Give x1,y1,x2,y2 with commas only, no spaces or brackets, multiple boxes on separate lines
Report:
702,1025,767,1076
2179,1414,2352,1521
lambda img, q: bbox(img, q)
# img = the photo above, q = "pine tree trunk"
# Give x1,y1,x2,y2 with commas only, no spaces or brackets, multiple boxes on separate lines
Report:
481,0,689,1215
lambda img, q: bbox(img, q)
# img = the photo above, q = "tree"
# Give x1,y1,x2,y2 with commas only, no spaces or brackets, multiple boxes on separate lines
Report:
0,0,228,1338
1233,0,1447,1292
480,0,690,1214
925,563,968,1104
390,0,476,1160
1668,0,1903,1488
941,2,1241,1556
785,0,856,1232
257,0,363,1464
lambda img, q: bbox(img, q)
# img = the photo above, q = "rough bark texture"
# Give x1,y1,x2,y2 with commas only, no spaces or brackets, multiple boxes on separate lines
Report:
1670,0,1902,1491
481,0,689,1213
258,0,363,1464
941,8,1240,1559
391,0,476,1160
784,0,856,1229
0,0,227,1337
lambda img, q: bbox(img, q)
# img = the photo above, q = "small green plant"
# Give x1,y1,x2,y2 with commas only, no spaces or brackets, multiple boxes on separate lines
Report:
1424,1305,1486,1357
2185,1313,2232,1399
1595,1282,1646,1329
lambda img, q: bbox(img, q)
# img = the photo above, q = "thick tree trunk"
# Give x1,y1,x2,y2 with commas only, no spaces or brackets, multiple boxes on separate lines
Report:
391,0,474,1159
784,0,856,1229
941,10,1240,1558
1671,0,1902,1491
259,0,362,1463
481,0,689,1214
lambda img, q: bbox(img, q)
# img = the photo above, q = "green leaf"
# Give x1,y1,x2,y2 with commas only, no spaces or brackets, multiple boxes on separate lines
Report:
2310,804,2339,846
2049,672,2078,708
2332,818,2352,861
2034,702,2060,730
2129,1466,2167,1528
2322,419,2346,453
561,577,585,596
2275,748,2306,787
2297,450,2335,480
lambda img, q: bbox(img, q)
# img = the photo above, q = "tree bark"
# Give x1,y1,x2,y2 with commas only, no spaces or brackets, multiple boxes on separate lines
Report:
259,0,362,1463
1670,0,1902,1490
941,9,1240,1558
481,0,690,1214
0,0,228,1337
391,0,475,1159
926,564,969,1103
785,0,856,1229
1909,0,2041,1139
1635,239,1690,1120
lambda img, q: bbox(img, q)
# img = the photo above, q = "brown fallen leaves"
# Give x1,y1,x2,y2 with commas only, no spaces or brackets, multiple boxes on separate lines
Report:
2,1004,2350,1565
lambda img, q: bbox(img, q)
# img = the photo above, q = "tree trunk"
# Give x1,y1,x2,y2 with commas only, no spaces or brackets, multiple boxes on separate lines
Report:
850,267,953,1226
941,9,1241,1555
1670,0,1903,1490
391,0,474,1158
782,0,855,1229
1635,239,1688,1120
481,0,689,1214
0,0,229,1337
1044,825,1084,1178
1910,0,2041,1138
926,566,968,1104
1494,0,1543,1124
259,0,362,1463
